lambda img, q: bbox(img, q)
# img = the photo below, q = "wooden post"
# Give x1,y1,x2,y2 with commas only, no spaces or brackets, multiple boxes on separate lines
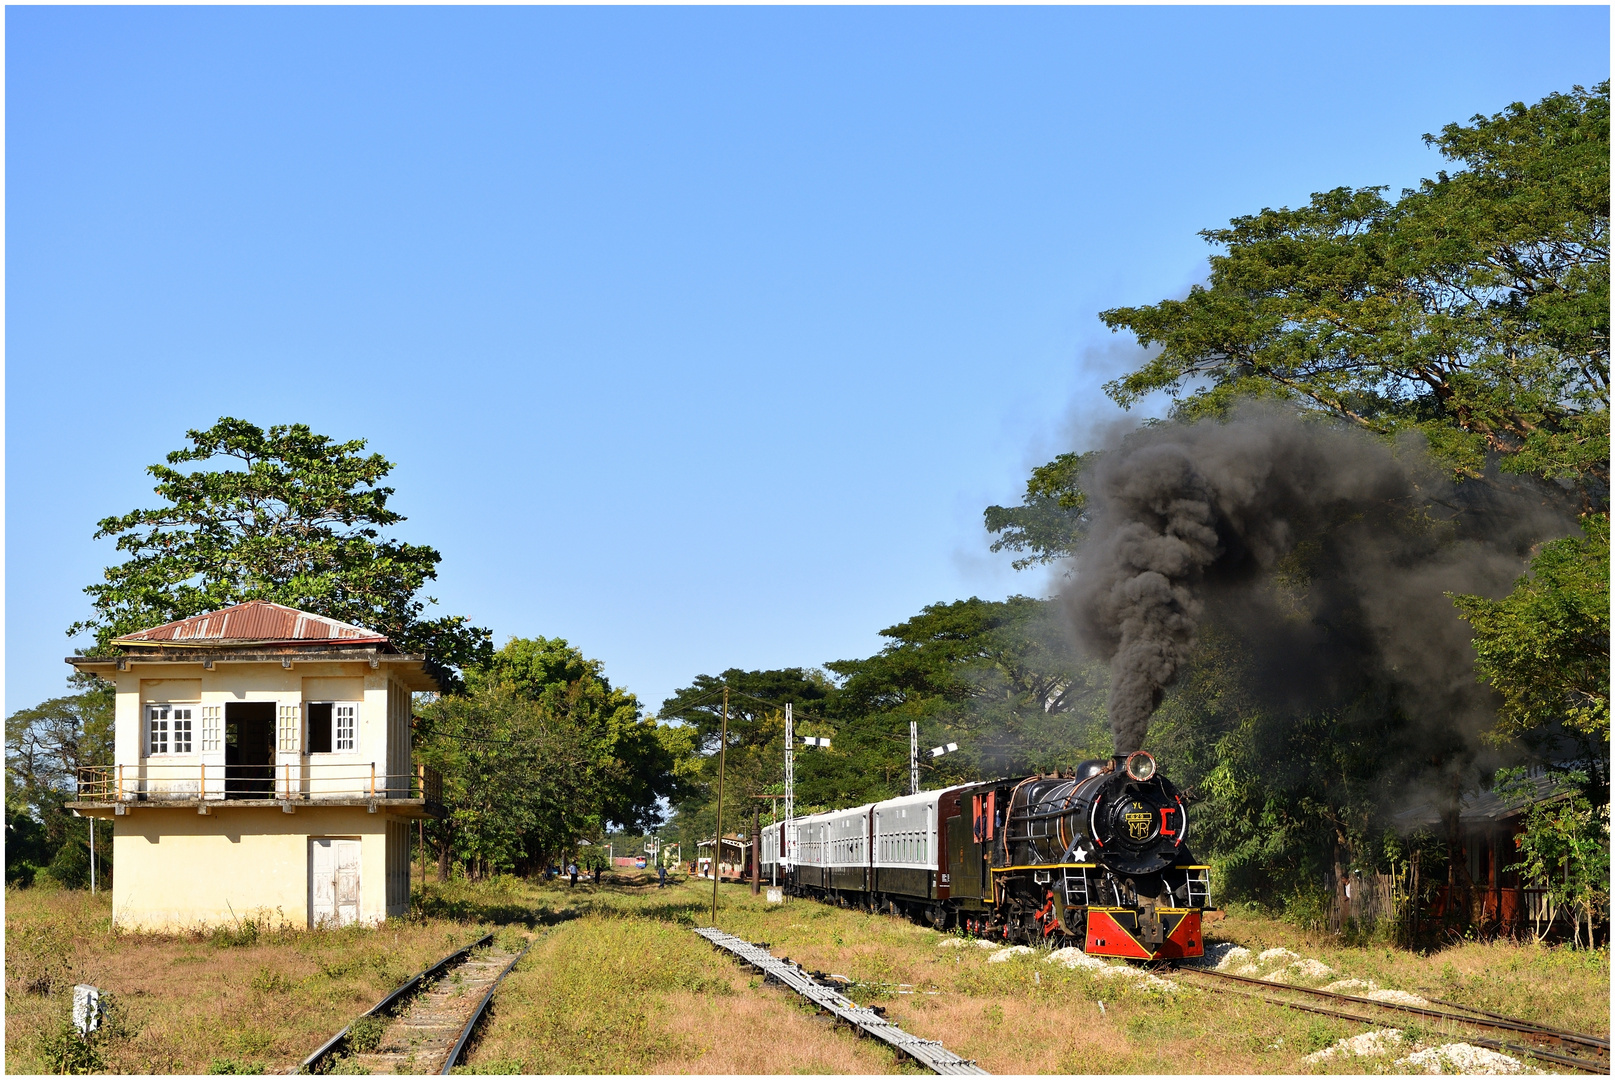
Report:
751,806,761,894
711,687,727,926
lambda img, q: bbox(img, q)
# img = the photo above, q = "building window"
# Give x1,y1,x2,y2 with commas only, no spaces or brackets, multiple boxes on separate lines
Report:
147,704,193,755
307,702,359,753
201,705,223,751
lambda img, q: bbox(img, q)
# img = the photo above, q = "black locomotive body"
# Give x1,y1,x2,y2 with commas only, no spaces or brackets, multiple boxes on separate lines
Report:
759,751,1209,959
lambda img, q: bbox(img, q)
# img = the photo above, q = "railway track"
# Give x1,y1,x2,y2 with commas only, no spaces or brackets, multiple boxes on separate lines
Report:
300,932,529,1074
1166,964,1610,1075
695,927,989,1075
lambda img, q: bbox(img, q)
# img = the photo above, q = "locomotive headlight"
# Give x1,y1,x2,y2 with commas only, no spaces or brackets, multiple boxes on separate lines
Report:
1124,751,1157,782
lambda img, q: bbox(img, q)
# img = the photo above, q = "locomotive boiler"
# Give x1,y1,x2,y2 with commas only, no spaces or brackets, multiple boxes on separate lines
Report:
758,751,1209,960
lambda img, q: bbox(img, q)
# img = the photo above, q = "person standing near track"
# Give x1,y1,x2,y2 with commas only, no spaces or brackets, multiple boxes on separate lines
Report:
567,861,578,888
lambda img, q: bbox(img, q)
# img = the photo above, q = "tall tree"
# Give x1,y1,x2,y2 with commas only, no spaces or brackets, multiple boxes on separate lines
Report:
982,84,1611,921
1094,82,1608,501
828,596,1107,789
415,684,607,881
417,636,691,879
71,418,490,688
6,687,115,886
660,601,1111,849
660,668,832,844
982,453,1095,571
1452,514,1611,796
472,636,685,833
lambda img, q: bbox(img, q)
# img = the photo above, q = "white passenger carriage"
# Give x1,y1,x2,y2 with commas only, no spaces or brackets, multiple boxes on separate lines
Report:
759,786,969,925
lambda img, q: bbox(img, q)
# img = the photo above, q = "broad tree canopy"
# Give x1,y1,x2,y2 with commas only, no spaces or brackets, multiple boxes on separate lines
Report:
71,418,490,688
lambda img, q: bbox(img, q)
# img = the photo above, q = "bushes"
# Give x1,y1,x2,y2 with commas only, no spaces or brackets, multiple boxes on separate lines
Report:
36,1016,108,1075
6,810,110,892
344,1014,388,1054
35,991,129,1075
1280,885,1333,934
40,838,92,890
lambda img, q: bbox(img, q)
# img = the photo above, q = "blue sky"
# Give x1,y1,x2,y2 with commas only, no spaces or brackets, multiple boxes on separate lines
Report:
7,6,1609,716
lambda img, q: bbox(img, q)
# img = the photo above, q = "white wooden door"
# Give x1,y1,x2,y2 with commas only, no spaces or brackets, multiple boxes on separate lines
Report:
310,838,362,927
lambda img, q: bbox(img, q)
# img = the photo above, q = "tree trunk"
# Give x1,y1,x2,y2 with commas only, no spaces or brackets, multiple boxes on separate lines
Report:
1332,830,1350,933
1438,786,1476,932
1406,850,1421,945
437,833,452,883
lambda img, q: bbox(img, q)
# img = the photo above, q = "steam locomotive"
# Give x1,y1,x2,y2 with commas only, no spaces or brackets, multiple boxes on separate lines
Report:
758,751,1209,960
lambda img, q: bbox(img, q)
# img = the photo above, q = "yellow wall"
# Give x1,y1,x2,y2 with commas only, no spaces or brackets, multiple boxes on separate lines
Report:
109,806,408,931
114,661,415,799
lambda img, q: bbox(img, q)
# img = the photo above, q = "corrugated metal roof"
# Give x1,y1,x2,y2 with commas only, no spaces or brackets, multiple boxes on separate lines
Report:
1393,772,1572,829
113,601,390,647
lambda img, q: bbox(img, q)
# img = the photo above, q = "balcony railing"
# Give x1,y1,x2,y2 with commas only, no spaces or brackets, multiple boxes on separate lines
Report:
77,763,444,808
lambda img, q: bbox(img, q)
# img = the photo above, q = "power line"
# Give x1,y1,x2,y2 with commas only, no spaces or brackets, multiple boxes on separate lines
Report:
704,686,839,729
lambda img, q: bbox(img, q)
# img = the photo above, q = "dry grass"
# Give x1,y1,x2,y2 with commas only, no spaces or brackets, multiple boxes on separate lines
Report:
1209,907,1611,1039
632,878,1608,1075
9,872,1607,1075
459,875,913,1074
4,886,492,1074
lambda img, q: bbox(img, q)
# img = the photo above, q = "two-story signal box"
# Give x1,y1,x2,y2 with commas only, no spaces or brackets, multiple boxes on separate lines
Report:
67,601,444,931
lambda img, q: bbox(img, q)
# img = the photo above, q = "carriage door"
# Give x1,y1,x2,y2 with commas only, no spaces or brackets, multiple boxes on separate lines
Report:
310,838,362,927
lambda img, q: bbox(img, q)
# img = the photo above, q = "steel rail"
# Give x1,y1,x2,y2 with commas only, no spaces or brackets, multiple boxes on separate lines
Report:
694,927,989,1075
300,932,494,1074
1413,989,1608,1048
1169,965,1610,1056
439,941,533,1074
1181,977,1606,1076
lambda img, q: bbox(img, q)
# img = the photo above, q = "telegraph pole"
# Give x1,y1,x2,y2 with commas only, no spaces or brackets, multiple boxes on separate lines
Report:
783,702,794,870
711,686,728,926
910,721,919,795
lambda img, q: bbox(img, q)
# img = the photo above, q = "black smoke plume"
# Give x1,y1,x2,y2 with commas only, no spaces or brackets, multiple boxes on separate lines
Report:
1064,406,1571,757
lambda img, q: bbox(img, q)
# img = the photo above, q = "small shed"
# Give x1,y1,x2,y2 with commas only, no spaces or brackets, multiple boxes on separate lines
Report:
1394,771,1572,933
695,834,752,881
